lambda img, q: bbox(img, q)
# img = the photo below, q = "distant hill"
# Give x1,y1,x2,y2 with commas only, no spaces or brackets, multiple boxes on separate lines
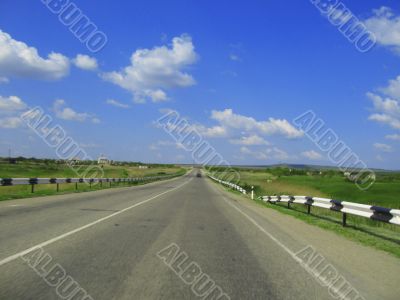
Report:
230,163,394,172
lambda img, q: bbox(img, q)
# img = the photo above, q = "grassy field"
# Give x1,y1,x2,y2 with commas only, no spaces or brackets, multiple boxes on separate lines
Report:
209,167,400,258
236,170,400,208
0,161,186,201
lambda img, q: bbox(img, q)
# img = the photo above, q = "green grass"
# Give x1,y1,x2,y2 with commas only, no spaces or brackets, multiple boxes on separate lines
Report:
0,162,185,179
210,169,400,258
0,162,187,201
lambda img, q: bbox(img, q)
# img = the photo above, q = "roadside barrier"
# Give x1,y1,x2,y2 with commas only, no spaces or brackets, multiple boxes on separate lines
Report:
0,174,179,193
207,175,247,195
259,195,400,226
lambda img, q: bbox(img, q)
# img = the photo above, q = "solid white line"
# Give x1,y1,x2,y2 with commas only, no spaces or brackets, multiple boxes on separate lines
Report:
220,195,302,262
0,178,192,267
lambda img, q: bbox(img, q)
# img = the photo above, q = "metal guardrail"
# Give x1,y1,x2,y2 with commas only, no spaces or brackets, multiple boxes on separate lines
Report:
0,174,178,193
207,175,247,195
259,195,400,226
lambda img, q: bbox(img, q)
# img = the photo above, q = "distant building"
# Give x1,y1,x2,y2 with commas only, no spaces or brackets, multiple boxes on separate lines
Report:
68,157,81,165
138,165,148,169
97,155,110,165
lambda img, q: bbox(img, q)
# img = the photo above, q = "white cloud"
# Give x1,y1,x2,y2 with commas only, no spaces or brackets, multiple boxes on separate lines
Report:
380,75,400,99
374,143,393,152
53,99,99,123
369,113,400,129
0,95,28,129
363,7,400,54
0,77,9,83
0,95,27,112
386,133,400,141
367,92,400,116
149,140,183,151
0,117,23,129
0,29,69,81
106,99,130,109
102,34,198,103
239,146,289,161
210,109,303,139
91,117,101,124
302,150,323,161
230,134,270,146
193,124,228,138
229,54,241,61
367,82,400,130
73,54,98,71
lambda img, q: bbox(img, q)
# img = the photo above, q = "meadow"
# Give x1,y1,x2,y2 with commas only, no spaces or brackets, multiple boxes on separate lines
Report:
0,159,186,201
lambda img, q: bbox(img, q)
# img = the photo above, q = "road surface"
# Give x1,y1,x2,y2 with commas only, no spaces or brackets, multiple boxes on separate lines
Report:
0,171,399,299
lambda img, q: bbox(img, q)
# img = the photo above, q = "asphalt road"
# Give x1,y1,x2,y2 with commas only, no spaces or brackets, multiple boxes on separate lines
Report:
0,171,399,300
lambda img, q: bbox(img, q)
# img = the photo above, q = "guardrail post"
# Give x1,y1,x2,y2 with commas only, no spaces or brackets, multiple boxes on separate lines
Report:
342,213,347,227
100,181,102,188
251,186,254,200
75,182,78,190
307,204,311,214
56,183,59,192
31,184,34,193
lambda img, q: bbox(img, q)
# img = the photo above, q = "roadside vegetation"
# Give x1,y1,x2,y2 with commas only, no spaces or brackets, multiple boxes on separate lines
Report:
0,157,187,201
208,166,400,258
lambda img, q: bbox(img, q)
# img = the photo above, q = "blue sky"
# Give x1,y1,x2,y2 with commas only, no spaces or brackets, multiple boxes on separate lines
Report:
1,0,400,169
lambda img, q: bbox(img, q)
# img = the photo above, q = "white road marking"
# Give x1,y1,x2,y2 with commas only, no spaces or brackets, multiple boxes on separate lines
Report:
220,195,302,262
0,178,192,267
8,205,24,207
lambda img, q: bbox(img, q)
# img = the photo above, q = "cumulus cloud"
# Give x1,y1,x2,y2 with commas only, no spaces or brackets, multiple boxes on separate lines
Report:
106,99,130,109
0,77,9,83
367,82,400,130
230,134,270,146
102,34,198,103
374,143,393,152
369,113,400,129
0,29,69,81
73,54,98,71
192,124,228,138
380,75,400,99
229,54,241,62
0,117,23,129
239,146,289,161
149,140,184,151
0,95,28,129
0,95,27,112
363,7,400,54
301,150,323,161
386,133,400,141
53,99,99,123
367,92,400,115
210,109,303,139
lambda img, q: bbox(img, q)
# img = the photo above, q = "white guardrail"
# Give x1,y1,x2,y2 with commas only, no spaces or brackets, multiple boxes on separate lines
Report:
260,195,400,227
207,175,247,195
0,174,178,193
207,175,400,227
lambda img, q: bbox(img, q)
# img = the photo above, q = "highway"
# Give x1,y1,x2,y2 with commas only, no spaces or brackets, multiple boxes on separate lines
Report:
0,171,399,300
